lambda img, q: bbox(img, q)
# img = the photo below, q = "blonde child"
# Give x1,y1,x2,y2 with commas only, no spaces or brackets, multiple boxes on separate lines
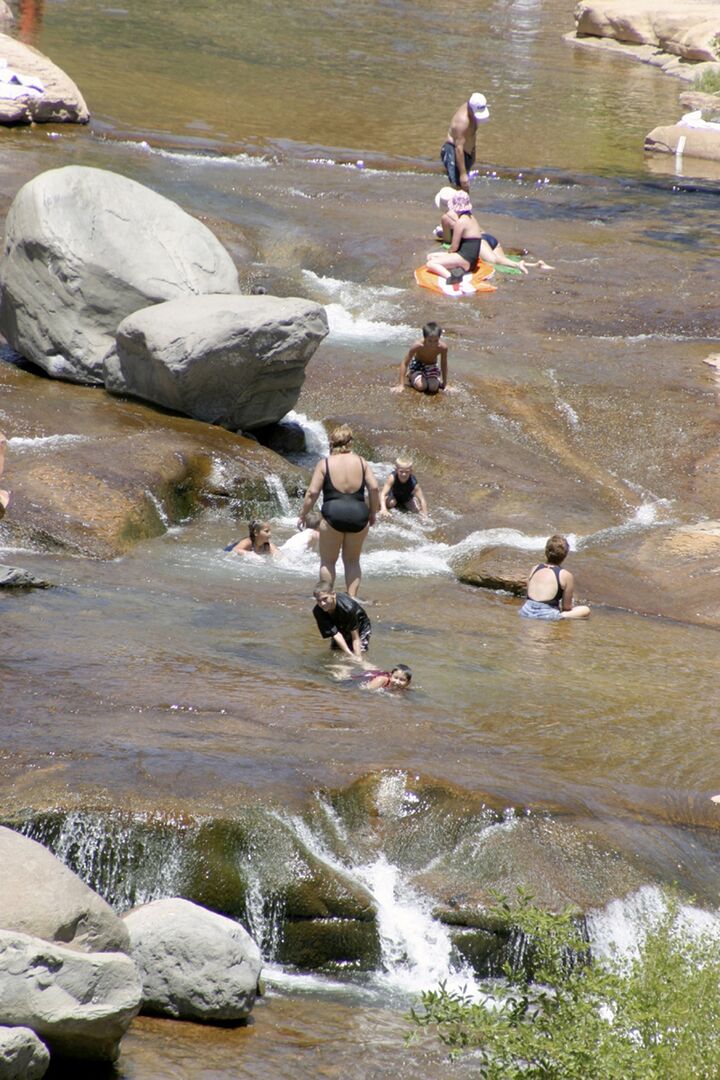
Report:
379,457,428,517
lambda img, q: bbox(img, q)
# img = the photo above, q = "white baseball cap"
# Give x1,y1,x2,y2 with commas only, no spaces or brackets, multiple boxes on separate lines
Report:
469,92,490,122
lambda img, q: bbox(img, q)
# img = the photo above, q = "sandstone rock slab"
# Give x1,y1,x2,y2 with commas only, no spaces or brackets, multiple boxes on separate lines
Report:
0,34,88,125
452,545,530,595
0,826,129,953
0,929,141,1061
645,123,720,162
0,1025,49,1080
123,898,262,1022
104,295,328,430
575,1,720,61
0,166,240,384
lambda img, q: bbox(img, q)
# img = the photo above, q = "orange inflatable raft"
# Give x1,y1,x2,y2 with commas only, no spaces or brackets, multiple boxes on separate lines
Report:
414,262,496,297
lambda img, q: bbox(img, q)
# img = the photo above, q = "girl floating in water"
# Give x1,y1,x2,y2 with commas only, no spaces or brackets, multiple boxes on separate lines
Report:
357,665,412,691
225,520,280,557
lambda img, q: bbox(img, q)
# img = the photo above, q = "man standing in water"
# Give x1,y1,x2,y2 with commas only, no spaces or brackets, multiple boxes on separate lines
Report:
440,93,490,194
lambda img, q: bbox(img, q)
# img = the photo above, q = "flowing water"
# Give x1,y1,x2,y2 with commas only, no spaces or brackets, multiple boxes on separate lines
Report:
2,0,720,1075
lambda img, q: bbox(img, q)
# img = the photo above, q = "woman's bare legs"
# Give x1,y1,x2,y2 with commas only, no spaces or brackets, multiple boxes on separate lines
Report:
560,605,590,619
425,252,470,280
318,520,343,590
341,524,369,597
480,239,529,274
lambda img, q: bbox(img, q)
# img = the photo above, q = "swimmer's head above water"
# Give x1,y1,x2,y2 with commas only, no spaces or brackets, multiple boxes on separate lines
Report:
388,664,412,689
422,321,442,342
313,582,336,610
249,520,273,548
328,424,354,454
545,534,569,565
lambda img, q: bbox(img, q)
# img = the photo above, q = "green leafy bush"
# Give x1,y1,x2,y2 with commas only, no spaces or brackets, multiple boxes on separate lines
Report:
692,68,720,95
408,889,720,1079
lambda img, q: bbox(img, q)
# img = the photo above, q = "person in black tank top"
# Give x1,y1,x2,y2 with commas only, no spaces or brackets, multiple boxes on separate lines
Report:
519,535,591,620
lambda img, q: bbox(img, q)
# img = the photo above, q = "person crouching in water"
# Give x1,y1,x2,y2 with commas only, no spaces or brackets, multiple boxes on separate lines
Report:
312,583,371,663
519,535,590,620
393,322,448,395
379,457,428,517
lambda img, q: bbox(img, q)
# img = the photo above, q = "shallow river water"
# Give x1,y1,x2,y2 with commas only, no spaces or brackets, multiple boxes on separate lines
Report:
2,0,720,1076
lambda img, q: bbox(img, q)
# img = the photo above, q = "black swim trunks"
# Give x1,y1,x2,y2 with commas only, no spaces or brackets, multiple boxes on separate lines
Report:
457,236,481,271
481,232,499,251
440,141,474,187
321,457,370,534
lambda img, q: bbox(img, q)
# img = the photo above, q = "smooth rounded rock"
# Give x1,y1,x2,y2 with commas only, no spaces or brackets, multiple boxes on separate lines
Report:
0,34,88,124
104,294,328,430
0,166,240,384
0,930,141,1061
0,826,130,953
123,898,262,1022
0,1026,49,1080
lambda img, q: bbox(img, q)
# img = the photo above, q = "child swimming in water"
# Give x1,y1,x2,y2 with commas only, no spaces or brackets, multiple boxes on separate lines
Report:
358,665,412,691
225,520,280,556
379,457,428,517
392,322,448,395
280,510,322,554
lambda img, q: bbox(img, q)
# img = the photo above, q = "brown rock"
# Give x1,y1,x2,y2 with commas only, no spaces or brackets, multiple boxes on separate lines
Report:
452,545,530,595
0,34,88,125
575,1,720,62
4,429,303,558
645,123,720,162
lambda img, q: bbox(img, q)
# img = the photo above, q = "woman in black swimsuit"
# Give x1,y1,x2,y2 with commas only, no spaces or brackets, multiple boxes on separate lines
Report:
297,425,380,597
426,191,530,280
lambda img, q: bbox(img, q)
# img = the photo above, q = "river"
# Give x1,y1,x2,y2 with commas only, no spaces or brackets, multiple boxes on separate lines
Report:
2,0,720,1076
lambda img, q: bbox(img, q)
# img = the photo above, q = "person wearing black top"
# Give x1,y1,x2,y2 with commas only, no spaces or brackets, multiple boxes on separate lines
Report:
312,584,371,661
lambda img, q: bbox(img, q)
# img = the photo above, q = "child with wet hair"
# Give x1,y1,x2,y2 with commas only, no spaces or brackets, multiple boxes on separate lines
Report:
393,322,448,395
280,510,322,554
360,665,412,691
312,582,371,662
379,457,428,517
225,520,280,556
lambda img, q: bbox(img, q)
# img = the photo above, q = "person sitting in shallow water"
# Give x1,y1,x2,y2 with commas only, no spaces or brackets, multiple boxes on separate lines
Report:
519,534,590,620
225,520,280,557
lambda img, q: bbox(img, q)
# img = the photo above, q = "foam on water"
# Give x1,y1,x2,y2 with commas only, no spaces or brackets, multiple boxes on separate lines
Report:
301,269,412,342
324,304,414,342
587,885,720,968
116,139,270,168
8,434,89,450
282,409,329,456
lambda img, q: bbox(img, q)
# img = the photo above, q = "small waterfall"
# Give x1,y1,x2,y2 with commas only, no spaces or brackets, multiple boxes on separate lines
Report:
282,409,329,457
20,811,189,911
145,489,170,529
264,473,292,516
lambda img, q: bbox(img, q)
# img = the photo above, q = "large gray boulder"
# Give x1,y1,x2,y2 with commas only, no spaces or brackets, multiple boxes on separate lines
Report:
0,166,240,384
0,35,88,125
104,294,328,430
123,898,262,1022
0,1026,49,1080
0,930,141,1061
0,827,130,953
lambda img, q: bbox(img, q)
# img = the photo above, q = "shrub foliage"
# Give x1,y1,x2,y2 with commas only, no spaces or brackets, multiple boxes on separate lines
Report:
408,889,720,1079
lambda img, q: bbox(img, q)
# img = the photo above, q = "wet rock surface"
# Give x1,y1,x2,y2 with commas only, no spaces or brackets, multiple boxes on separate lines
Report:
0,566,51,588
